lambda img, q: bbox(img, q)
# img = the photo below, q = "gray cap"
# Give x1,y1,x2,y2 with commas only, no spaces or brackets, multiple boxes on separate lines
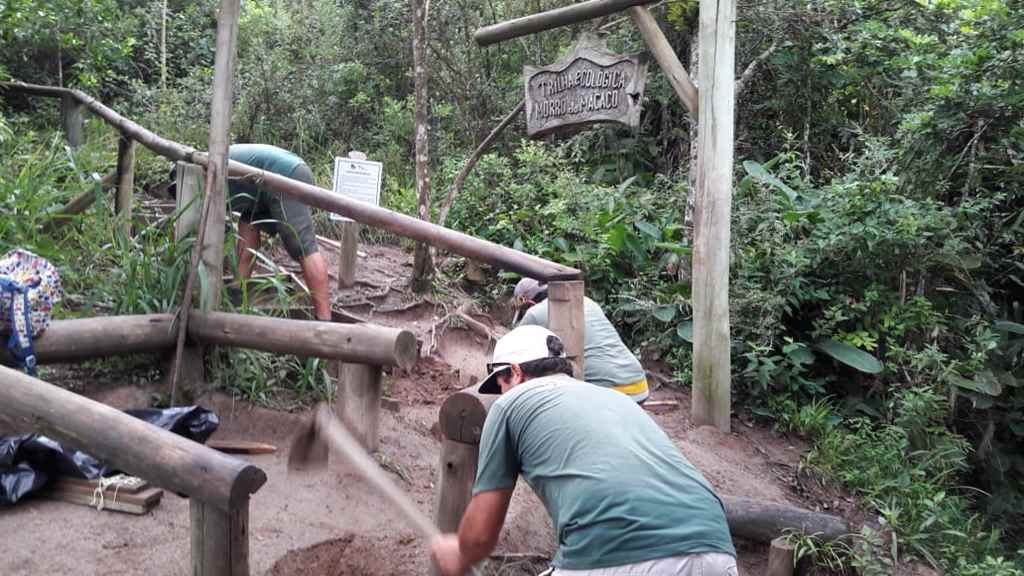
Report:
514,277,547,301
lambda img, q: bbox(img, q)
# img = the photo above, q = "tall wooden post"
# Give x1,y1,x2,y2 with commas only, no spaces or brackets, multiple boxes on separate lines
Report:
691,0,735,432
548,280,585,377
201,0,240,314
115,134,135,237
191,498,251,576
60,94,83,148
334,363,383,452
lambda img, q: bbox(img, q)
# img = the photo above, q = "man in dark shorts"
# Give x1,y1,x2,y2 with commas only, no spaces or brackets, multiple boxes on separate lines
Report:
170,144,331,320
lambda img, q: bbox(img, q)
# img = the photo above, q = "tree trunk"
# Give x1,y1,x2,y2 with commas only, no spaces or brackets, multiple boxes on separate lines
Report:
411,0,434,292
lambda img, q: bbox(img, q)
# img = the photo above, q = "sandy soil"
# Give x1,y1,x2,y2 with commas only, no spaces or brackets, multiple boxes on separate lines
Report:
0,243,865,575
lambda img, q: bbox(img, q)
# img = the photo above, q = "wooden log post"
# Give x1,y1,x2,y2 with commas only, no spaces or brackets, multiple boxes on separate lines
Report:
691,0,736,432
335,362,383,452
0,314,176,366
337,219,360,289
175,161,205,240
191,499,251,576
547,280,585,378
60,93,84,148
115,133,136,237
435,384,498,533
767,536,795,576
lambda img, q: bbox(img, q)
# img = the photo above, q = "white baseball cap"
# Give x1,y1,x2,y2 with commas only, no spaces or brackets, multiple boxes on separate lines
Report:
479,325,566,394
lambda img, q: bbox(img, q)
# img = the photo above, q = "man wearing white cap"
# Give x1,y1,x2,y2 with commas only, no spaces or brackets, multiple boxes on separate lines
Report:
513,277,649,402
430,325,737,576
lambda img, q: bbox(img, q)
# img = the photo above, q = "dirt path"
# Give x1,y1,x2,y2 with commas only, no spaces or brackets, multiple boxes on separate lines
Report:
0,243,860,575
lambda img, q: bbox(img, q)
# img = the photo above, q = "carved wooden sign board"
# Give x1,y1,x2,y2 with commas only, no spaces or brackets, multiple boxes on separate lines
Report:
525,38,647,137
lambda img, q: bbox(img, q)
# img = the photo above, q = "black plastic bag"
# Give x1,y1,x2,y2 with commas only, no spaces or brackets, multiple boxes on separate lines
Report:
0,405,219,505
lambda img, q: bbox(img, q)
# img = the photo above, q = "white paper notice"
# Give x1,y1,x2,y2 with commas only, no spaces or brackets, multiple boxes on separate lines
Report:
331,156,383,221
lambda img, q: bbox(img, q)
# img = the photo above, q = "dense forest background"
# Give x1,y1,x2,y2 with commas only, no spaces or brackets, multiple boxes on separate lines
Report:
2,0,1022,573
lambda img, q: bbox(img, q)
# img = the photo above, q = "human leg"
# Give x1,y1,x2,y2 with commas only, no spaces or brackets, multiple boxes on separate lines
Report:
237,220,261,281
301,251,331,320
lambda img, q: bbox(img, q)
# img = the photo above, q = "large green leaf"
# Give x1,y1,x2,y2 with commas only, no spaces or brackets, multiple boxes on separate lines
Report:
994,321,1024,335
949,370,1003,396
814,339,883,374
635,220,662,240
676,320,693,342
653,305,677,322
743,160,798,204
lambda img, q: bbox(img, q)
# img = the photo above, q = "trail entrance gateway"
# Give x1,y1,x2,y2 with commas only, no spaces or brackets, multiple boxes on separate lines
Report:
525,37,647,137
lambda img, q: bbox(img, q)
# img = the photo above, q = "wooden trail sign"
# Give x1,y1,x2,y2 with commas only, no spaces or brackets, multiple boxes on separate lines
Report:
525,36,647,137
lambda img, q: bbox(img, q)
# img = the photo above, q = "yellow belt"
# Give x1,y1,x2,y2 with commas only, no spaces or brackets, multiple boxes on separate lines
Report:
613,378,649,396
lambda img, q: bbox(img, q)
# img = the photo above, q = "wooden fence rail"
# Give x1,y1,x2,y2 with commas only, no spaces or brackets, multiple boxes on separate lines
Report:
0,81,581,283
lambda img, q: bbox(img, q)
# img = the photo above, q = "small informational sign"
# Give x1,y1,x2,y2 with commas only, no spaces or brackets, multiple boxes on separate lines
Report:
524,35,647,137
331,152,383,221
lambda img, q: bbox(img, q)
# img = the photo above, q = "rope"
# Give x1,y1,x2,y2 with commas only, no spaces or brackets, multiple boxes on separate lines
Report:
89,474,146,511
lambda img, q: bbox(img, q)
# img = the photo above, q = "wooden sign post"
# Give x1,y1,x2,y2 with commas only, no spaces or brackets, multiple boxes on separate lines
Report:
475,0,734,432
331,151,383,289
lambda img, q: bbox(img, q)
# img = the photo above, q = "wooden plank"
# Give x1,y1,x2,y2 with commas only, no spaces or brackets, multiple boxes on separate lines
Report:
474,0,657,46
51,484,163,507
0,365,267,510
628,6,698,116
43,486,162,515
691,0,736,432
334,363,383,452
337,219,360,289
60,93,83,148
207,440,278,455
547,280,585,378
53,475,150,494
115,133,135,237
188,310,417,368
191,499,250,576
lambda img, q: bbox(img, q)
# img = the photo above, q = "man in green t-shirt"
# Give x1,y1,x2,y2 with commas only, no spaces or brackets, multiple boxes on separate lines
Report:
169,144,331,320
514,277,649,402
430,325,737,576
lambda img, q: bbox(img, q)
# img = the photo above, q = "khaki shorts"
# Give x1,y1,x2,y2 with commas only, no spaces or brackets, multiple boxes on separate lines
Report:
543,553,739,576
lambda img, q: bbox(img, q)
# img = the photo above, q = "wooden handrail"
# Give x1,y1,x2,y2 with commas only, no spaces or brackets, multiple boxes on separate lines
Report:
0,81,582,282
0,364,267,510
188,310,418,369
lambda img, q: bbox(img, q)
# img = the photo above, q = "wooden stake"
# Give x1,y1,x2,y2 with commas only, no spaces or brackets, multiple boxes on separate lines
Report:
435,439,479,532
115,133,135,237
191,498,250,576
337,219,360,289
334,363,383,452
174,161,204,240
691,0,735,432
767,536,796,576
547,280,586,378
60,93,83,148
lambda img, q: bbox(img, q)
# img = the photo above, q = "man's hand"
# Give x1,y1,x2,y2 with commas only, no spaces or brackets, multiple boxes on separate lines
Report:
431,534,469,576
